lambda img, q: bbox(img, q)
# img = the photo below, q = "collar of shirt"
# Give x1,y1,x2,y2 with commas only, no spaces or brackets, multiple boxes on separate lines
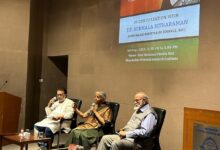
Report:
138,104,150,113
58,98,66,103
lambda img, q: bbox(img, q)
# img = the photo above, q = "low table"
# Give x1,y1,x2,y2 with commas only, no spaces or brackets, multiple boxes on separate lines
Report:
0,133,51,150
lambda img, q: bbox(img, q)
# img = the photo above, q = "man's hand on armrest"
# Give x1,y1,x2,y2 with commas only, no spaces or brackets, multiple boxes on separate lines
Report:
118,130,126,138
52,114,64,121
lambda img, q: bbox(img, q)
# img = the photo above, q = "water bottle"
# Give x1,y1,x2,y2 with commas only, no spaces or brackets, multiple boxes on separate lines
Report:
19,128,24,138
24,129,30,139
76,145,84,150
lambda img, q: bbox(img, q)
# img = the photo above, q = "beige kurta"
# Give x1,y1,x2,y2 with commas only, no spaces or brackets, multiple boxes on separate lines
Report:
35,98,74,133
76,103,112,129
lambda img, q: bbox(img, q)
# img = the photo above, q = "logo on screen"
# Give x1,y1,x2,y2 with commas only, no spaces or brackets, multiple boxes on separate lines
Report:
200,137,218,150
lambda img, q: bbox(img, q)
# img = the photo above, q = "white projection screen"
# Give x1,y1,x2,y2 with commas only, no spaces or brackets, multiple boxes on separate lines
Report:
119,0,200,69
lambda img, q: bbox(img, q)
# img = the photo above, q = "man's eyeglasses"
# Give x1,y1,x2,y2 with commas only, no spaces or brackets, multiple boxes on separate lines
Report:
134,98,142,102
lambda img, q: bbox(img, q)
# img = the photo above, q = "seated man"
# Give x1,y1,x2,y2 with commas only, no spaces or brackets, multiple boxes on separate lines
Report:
34,88,74,148
97,92,157,150
66,91,112,150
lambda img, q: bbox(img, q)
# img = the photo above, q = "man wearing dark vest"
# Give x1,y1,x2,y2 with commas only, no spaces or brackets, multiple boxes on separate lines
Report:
97,92,157,150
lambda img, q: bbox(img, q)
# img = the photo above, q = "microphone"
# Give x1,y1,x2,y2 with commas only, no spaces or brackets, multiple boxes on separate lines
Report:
91,103,98,110
51,96,58,103
91,103,96,107
87,103,97,115
49,96,58,105
0,80,8,90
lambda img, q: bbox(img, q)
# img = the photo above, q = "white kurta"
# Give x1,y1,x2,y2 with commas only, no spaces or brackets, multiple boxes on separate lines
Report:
35,98,74,133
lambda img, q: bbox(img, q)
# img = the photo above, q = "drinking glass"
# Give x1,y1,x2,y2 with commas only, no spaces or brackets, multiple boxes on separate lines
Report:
38,132,44,139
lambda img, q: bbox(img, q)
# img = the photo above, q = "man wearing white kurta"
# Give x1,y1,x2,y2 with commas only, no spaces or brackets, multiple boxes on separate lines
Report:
34,88,74,148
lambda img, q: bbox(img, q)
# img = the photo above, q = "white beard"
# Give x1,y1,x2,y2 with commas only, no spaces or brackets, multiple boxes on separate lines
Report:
133,105,140,110
170,0,178,5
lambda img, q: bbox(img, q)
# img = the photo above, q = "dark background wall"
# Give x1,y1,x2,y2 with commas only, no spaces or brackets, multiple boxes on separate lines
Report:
25,0,44,129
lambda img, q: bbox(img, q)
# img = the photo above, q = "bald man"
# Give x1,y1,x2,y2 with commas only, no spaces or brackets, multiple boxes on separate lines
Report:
97,92,157,150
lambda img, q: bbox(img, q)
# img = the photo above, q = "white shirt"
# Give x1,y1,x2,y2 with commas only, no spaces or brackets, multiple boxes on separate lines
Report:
35,98,74,133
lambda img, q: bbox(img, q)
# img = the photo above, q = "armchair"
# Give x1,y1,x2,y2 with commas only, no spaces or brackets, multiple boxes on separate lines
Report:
56,98,82,148
134,107,166,150
94,101,120,147
100,101,120,135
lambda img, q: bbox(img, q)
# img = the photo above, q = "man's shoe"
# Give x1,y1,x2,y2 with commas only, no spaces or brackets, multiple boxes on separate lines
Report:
38,146,47,150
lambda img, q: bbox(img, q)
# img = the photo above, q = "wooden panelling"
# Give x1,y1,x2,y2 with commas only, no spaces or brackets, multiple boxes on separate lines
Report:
0,92,21,134
183,107,220,150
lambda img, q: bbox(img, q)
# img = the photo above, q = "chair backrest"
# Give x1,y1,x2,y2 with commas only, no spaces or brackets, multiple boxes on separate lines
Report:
152,107,166,138
133,107,166,150
70,98,82,128
103,101,120,134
